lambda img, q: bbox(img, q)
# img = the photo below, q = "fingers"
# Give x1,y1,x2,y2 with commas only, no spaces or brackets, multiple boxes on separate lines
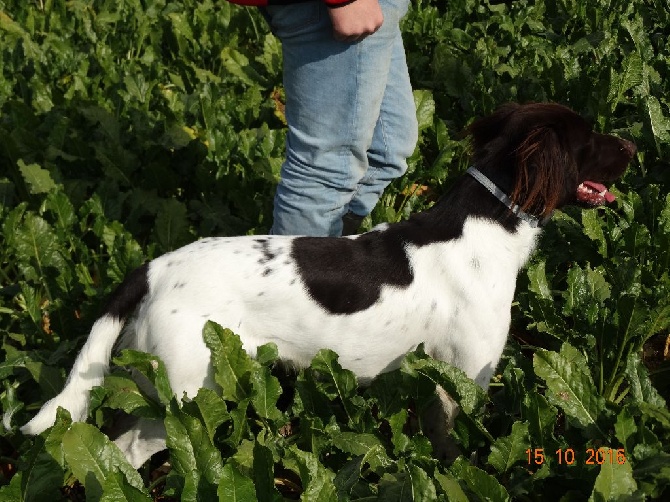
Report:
328,0,384,43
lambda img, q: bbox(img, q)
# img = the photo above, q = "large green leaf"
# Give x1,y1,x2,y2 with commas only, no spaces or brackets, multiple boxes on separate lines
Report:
413,89,436,132
450,457,510,501
113,350,173,407
614,406,637,454
330,431,392,471
0,474,22,502
377,472,413,502
607,52,643,111
333,456,365,497
17,160,58,194
562,265,611,323
164,400,224,500
218,462,258,502
61,423,150,501
309,349,360,425
154,198,191,252
623,352,666,408
401,346,488,416
13,212,67,281
646,96,670,145
191,387,230,440
408,464,438,502
285,446,337,501
522,385,557,452
14,436,63,502
581,209,608,257
101,372,162,418
533,344,607,438
310,349,358,402
434,471,469,502
203,322,254,403
252,439,282,502
250,365,282,422
487,421,530,474
589,449,638,501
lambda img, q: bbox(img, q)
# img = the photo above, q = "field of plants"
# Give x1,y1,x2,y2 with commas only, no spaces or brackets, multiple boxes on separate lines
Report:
1,0,669,499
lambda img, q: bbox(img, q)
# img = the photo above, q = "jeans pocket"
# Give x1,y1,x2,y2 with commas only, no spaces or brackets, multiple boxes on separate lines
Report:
265,2,324,40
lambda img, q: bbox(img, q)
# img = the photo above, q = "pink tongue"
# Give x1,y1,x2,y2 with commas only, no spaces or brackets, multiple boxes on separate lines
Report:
583,181,616,203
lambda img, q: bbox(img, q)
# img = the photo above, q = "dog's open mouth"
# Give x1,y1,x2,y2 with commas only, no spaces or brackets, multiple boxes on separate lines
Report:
577,181,616,206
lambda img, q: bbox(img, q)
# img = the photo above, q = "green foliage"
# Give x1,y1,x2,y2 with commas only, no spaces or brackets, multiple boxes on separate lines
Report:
1,0,669,499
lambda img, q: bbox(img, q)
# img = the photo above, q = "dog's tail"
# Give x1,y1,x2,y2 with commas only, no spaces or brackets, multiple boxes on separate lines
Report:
16,263,150,436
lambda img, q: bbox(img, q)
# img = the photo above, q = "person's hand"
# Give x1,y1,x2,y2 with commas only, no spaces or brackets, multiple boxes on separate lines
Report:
328,0,384,43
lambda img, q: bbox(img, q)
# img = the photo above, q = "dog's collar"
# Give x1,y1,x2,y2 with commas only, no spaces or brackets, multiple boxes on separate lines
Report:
466,166,551,228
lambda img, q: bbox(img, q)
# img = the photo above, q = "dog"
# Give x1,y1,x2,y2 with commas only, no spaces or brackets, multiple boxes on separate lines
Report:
14,103,636,467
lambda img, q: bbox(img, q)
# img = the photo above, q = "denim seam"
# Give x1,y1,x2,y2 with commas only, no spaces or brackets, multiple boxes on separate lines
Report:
355,112,388,203
347,40,368,214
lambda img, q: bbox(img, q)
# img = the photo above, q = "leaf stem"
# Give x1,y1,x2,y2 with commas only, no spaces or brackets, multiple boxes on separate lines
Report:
147,474,169,493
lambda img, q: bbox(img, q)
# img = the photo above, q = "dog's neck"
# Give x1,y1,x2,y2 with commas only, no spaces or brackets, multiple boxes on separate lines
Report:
466,167,552,228
382,167,547,249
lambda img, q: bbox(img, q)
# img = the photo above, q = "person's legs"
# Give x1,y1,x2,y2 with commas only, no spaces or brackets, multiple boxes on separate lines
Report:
265,0,416,236
347,27,417,220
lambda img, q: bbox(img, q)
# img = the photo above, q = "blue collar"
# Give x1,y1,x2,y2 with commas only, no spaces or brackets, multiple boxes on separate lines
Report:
466,167,552,228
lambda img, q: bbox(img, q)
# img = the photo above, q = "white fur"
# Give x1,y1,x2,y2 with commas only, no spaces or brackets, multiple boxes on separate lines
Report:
17,216,539,467
20,317,123,434
136,217,536,389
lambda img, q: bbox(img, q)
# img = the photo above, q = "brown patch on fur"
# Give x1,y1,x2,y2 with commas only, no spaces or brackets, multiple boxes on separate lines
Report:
511,127,570,217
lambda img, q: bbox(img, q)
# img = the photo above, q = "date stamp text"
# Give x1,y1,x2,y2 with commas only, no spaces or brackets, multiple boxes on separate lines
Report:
526,448,627,466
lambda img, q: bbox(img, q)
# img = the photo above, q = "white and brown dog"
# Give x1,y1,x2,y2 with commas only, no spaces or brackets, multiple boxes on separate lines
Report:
14,103,636,467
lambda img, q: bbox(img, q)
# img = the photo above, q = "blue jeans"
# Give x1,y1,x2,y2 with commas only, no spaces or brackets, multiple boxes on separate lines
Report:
264,0,418,236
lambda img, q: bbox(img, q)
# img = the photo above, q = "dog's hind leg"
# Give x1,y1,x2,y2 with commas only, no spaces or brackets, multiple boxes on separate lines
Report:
137,310,218,396
109,415,167,469
110,315,216,468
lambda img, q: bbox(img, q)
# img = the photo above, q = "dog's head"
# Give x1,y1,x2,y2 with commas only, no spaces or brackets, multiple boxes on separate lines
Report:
467,103,636,218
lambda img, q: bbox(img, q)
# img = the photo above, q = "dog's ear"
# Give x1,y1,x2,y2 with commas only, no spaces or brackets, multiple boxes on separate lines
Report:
510,126,571,217
466,103,521,157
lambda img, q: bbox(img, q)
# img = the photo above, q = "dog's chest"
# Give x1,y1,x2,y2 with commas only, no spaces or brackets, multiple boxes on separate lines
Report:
405,222,532,332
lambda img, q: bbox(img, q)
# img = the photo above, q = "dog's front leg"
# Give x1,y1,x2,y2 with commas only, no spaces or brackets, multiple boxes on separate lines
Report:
422,386,461,463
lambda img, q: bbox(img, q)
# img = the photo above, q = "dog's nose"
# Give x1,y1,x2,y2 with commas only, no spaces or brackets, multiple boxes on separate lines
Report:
620,139,636,158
